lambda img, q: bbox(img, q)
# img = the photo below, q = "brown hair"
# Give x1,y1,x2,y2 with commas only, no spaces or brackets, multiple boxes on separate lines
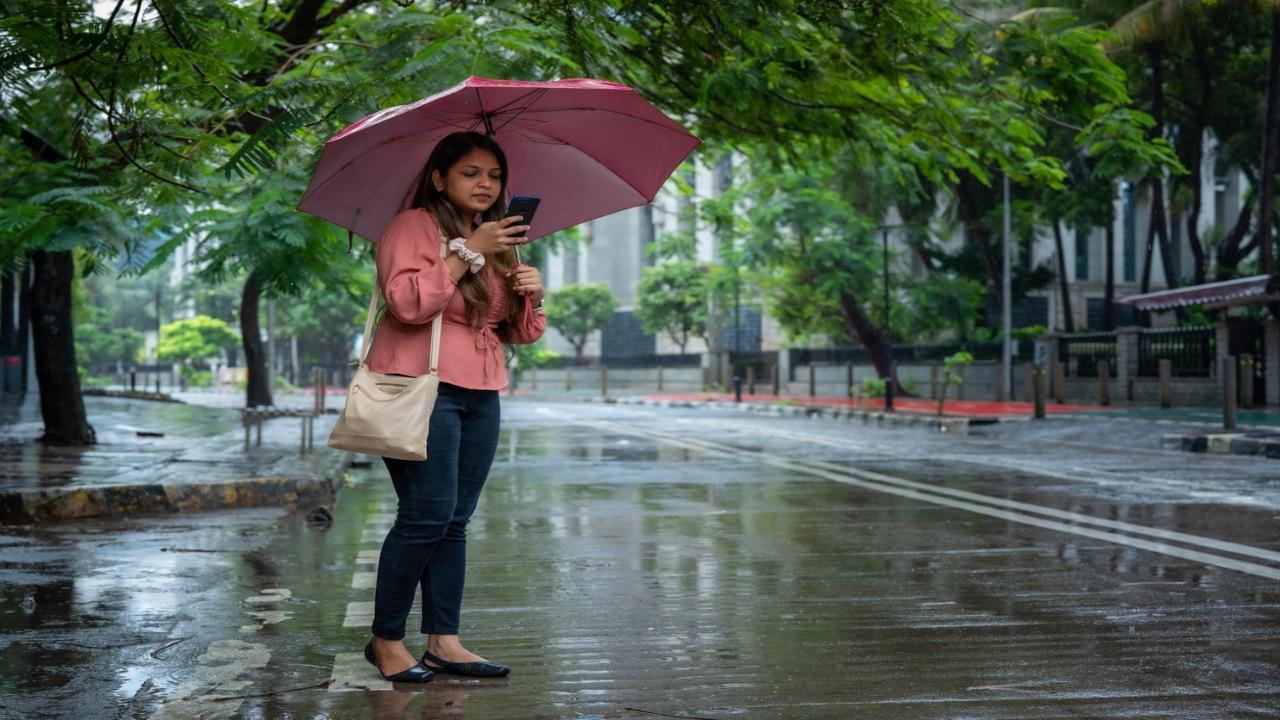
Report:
414,131,522,329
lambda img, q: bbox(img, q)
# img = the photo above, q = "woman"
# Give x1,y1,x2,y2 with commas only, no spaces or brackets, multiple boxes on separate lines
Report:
362,131,545,682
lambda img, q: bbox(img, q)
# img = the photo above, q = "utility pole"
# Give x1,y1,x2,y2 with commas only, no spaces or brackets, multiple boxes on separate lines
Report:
1002,172,1013,401
883,227,893,411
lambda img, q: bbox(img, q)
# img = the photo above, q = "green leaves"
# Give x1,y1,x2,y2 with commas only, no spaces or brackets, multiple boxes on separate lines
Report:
544,283,618,357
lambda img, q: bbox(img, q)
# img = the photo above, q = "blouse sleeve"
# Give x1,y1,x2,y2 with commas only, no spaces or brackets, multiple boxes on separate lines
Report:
376,210,456,325
498,295,547,345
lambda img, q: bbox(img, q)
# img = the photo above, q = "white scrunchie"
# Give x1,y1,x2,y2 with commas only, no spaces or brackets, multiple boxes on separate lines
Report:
447,237,485,274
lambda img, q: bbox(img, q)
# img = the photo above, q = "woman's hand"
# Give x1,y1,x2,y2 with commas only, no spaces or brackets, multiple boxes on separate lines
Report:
467,215,530,256
507,264,544,305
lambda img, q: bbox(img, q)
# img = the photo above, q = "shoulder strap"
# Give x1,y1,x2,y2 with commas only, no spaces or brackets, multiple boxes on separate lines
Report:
358,241,447,376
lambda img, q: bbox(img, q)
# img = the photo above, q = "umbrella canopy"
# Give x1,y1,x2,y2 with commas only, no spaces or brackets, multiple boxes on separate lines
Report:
297,76,700,243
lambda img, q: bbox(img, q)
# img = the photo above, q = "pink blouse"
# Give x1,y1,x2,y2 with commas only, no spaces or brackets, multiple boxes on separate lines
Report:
364,208,546,390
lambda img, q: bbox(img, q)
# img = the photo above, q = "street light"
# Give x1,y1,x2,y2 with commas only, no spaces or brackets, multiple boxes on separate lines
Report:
882,227,893,412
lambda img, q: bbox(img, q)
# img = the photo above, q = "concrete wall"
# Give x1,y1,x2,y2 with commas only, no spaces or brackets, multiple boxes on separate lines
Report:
520,366,703,394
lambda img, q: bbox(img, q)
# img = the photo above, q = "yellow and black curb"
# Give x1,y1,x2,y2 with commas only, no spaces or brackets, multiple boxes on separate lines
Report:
0,474,341,524
601,396,974,434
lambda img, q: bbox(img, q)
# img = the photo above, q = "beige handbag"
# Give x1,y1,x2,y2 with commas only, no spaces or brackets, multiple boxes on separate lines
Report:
327,246,444,462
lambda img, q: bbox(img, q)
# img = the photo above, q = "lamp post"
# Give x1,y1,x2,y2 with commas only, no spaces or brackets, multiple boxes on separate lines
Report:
882,227,893,411
1002,172,1013,401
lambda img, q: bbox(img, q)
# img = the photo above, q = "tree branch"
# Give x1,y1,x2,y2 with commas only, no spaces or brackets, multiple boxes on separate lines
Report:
30,0,127,71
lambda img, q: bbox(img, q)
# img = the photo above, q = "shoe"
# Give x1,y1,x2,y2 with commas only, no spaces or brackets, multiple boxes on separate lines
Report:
420,649,511,678
365,641,434,683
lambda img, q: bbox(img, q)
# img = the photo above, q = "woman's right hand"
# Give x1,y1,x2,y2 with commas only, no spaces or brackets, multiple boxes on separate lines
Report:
467,215,530,256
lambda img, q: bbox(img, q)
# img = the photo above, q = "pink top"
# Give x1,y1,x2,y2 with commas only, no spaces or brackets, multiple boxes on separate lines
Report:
364,208,546,390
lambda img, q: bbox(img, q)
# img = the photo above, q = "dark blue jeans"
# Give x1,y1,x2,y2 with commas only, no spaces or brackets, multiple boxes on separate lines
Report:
371,383,500,640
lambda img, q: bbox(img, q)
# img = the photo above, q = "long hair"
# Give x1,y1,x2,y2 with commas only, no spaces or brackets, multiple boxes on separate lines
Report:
413,131,521,328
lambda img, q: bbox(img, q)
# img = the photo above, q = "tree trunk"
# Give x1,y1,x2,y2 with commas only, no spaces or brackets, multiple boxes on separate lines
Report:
1104,220,1116,331
838,290,898,390
1216,193,1260,280
1260,10,1280,275
241,270,273,408
30,251,95,445
1052,220,1075,333
1185,35,1211,286
1149,45,1179,293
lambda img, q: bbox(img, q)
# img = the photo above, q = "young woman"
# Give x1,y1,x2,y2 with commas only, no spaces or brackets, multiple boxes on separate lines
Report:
362,131,545,682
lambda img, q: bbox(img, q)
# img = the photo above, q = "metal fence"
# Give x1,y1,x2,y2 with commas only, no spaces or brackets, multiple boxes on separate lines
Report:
790,340,1027,371
538,353,703,370
1137,326,1215,378
1059,332,1117,378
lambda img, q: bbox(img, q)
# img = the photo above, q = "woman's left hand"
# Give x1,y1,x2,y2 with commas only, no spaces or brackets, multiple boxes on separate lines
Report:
507,264,544,305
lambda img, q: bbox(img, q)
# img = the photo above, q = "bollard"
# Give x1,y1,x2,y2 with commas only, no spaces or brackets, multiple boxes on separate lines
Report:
1097,360,1110,406
155,374,161,394
1223,357,1237,429
747,366,755,395
808,365,816,398
1240,356,1255,409
771,364,780,396
1052,361,1065,404
734,372,742,403
130,369,137,392
600,365,608,397
846,364,854,398
1033,366,1046,419
656,366,663,393
300,414,307,457
1158,359,1172,409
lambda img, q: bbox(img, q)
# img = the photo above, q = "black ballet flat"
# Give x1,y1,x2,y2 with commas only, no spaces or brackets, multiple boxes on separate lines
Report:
420,649,511,678
365,641,434,683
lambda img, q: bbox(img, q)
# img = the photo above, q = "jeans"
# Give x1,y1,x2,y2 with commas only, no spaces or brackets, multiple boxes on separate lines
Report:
371,382,501,640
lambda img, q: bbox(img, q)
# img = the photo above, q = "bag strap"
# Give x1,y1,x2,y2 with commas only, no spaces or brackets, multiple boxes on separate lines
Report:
359,241,446,377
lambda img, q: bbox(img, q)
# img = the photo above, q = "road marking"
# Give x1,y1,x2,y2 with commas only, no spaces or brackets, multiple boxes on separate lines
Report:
329,651,391,692
352,571,376,589
548,412,1280,583
684,417,1272,503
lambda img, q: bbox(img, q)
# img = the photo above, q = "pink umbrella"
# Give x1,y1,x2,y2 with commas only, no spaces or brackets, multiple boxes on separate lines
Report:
297,76,701,244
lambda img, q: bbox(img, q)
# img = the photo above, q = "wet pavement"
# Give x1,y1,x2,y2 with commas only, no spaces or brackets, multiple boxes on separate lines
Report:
2,399,1279,718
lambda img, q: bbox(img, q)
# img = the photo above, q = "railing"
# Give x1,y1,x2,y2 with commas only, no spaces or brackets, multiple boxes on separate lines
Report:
790,340,1026,369
1137,326,1215,378
1059,332,1117,378
728,350,779,376
538,353,702,370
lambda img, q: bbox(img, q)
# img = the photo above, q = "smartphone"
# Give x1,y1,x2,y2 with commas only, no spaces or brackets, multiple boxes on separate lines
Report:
503,195,541,230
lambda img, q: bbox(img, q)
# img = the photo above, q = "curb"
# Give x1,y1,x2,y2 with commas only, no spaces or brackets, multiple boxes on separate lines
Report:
600,396,972,435
83,389,182,403
1160,432,1280,459
0,471,347,525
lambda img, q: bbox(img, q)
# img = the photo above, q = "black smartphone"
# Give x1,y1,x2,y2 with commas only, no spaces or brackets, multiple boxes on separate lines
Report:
503,194,541,229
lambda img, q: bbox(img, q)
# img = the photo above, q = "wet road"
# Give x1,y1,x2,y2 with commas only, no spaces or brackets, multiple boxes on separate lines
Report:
2,399,1279,718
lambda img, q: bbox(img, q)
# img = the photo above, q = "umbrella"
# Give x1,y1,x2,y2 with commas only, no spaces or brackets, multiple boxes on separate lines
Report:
297,76,701,244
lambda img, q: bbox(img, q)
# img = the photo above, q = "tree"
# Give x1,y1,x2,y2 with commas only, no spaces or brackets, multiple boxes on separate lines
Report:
156,315,239,372
545,283,617,360
634,260,710,353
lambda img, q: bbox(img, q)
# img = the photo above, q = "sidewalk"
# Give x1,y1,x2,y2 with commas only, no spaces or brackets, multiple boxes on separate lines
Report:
0,393,346,523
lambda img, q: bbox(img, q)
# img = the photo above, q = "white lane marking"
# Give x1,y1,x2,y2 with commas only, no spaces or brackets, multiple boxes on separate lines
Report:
666,417,1280,563
151,640,271,719
329,651,391,692
352,571,376,589
356,550,380,563
685,417,1270,503
361,529,386,544
551,412,1280,583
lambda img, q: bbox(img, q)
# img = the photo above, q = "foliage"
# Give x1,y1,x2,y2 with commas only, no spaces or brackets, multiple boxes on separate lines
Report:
156,315,239,366
860,376,886,398
634,260,711,352
74,308,145,374
544,283,617,359
937,350,974,416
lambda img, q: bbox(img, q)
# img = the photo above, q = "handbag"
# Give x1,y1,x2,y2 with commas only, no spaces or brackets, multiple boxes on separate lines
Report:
327,243,445,461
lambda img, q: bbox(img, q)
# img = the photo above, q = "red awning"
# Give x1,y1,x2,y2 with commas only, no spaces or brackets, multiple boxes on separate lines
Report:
1117,274,1277,310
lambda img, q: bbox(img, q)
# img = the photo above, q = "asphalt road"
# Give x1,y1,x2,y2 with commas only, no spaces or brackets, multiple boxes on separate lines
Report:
2,399,1278,719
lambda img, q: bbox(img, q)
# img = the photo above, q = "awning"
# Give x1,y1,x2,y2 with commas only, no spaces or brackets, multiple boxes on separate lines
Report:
1117,274,1277,310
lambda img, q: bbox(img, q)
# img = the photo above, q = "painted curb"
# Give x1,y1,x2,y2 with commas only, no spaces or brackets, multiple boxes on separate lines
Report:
599,397,971,435
0,474,342,525
1159,431,1280,460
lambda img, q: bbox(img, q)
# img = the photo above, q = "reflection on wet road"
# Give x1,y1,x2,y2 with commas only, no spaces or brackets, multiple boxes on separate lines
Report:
2,399,1279,718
